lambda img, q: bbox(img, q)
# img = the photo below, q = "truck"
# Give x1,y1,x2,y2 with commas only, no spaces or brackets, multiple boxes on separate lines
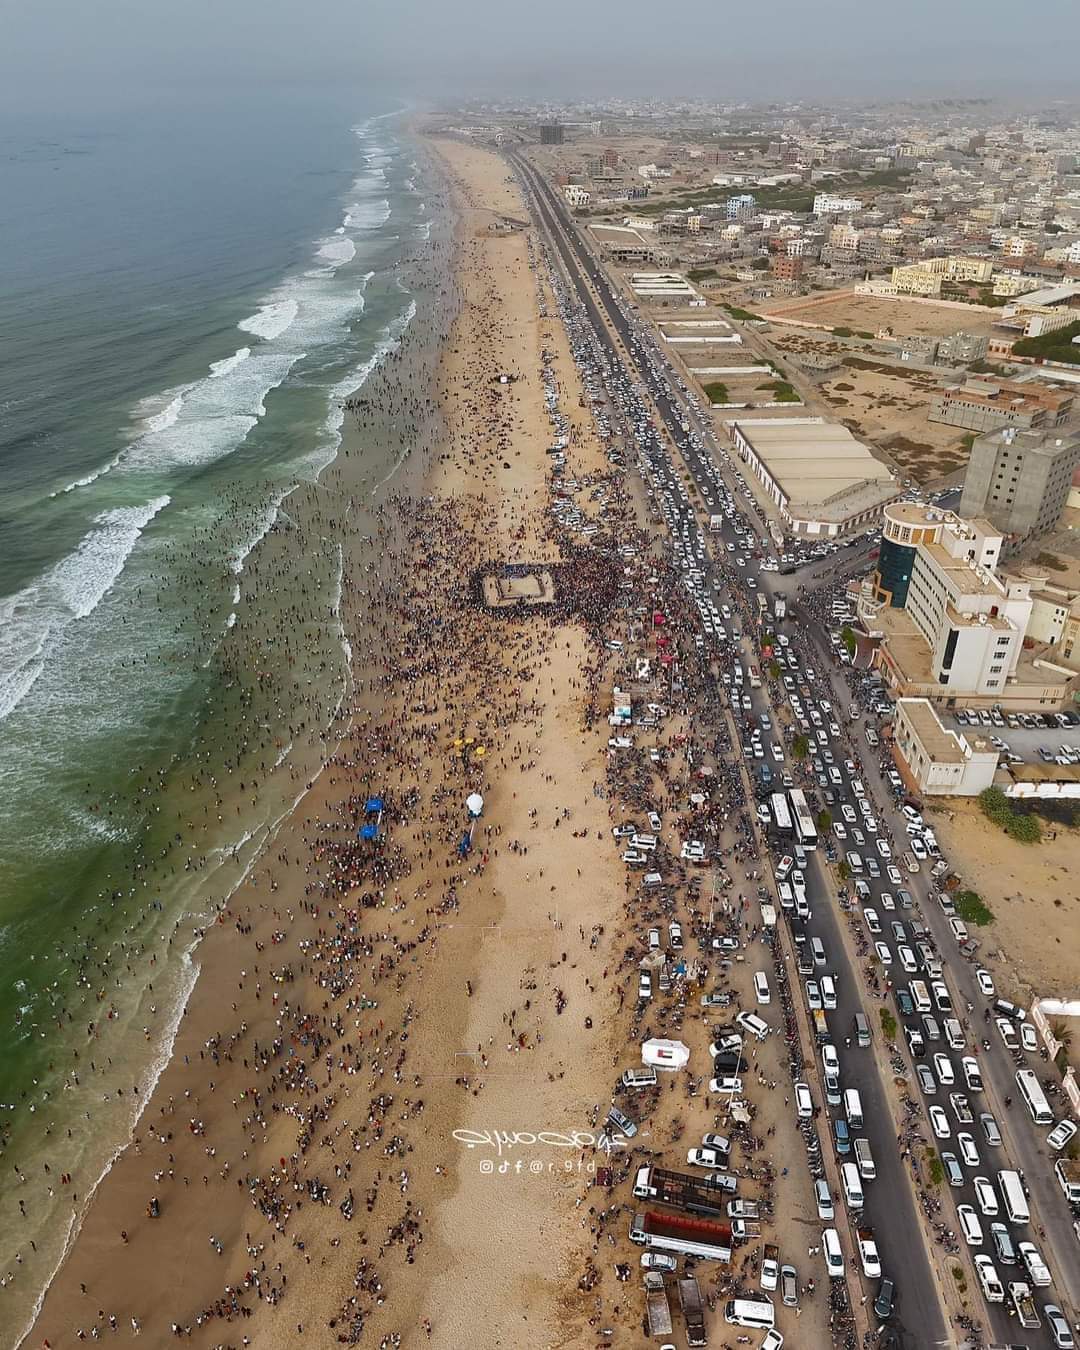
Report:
1008,1281,1040,1330
748,664,762,688
761,1242,780,1292
728,1199,760,1220
678,1276,708,1347
634,1165,732,1217
1055,1157,1080,1205
630,1210,733,1263
644,1270,673,1337
857,1227,881,1279
812,1008,829,1042
774,596,786,622
731,1219,761,1242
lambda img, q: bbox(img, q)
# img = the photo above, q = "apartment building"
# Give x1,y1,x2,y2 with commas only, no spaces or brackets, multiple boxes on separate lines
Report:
892,698,999,796
959,425,1080,540
563,184,592,208
930,378,1073,434
813,192,863,215
859,505,1074,707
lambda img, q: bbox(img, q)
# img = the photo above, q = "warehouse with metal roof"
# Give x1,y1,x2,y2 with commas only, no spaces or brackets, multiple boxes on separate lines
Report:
724,417,901,537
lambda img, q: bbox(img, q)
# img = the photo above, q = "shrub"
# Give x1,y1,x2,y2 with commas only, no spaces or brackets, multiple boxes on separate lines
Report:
880,1008,897,1041
954,890,994,927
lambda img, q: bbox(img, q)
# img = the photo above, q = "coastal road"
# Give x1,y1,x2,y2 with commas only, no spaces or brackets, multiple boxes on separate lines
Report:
511,149,951,1350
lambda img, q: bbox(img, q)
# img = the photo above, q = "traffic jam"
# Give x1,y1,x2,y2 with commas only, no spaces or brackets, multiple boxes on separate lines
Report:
518,154,1078,1350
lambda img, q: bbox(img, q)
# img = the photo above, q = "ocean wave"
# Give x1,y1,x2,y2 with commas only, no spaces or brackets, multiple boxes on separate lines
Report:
349,197,391,230
0,495,170,723
316,236,357,265
209,346,251,378
238,299,299,340
122,352,302,470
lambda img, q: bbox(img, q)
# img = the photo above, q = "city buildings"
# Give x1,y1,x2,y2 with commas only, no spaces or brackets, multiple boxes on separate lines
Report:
861,504,1076,708
725,417,899,538
813,192,863,215
930,377,1074,434
958,425,1080,539
892,697,1000,796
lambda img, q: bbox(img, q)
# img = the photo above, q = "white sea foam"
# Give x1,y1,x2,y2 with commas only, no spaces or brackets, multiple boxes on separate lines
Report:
316,236,357,264
122,352,302,471
0,495,170,723
209,346,251,378
238,299,299,340
143,391,185,433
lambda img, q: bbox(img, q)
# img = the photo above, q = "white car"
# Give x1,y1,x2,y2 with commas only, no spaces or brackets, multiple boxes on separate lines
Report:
876,838,892,859
933,1053,955,1085
961,1057,983,1092
858,1233,881,1279
821,1043,840,1076
929,1105,951,1139
805,980,822,1010
957,1132,980,1167
687,1147,725,1169
975,968,995,997
760,1331,785,1350
754,971,771,1005
641,1252,678,1271
1048,1118,1078,1151
1018,1239,1052,1287
886,865,903,887
822,1227,844,1278
841,805,857,824
973,1176,999,1217
863,908,881,935
974,1254,1004,1304
795,1082,814,1119
874,941,893,966
957,1204,983,1246
815,1178,834,1220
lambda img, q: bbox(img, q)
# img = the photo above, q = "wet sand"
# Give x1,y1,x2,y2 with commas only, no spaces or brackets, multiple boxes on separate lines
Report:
26,134,624,1349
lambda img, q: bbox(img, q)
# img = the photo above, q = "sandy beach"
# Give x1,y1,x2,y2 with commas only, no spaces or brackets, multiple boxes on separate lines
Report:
26,133,625,1349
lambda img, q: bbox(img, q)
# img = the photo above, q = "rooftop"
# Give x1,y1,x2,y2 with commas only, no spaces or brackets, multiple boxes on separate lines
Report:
900,698,969,763
727,417,895,510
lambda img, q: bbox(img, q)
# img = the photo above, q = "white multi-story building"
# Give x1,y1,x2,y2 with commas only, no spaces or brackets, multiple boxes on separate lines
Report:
563,185,592,208
859,504,1073,708
812,192,863,215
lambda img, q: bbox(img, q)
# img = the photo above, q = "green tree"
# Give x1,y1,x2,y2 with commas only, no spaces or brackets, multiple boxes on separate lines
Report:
837,859,851,883
793,733,810,760
880,1008,897,1041
840,626,857,657
817,809,832,833
768,661,780,680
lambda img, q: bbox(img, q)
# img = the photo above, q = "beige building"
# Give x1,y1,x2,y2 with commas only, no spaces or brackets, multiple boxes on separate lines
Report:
724,417,899,538
860,504,1077,709
930,378,1074,434
893,698,999,796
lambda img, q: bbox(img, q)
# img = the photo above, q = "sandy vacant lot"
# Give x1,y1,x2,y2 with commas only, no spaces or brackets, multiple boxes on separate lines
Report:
929,799,1080,998
762,291,999,339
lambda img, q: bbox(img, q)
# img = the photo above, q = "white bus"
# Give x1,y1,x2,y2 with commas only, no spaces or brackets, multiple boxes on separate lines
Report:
788,789,818,850
770,792,793,834
997,1169,1030,1225
1015,1069,1053,1126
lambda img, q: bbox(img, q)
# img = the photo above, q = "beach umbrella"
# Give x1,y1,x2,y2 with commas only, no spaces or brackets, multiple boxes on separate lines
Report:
466,792,484,817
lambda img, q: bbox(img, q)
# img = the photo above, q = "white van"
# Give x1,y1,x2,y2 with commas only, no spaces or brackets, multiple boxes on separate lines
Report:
754,971,771,1004
811,937,826,966
622,1066,658,1089
822,1227,845,1278
724,1298,775,1329
843,1089,864,1130
736,1011,770,1041
841,1161,864,1210
854,1137,876,1181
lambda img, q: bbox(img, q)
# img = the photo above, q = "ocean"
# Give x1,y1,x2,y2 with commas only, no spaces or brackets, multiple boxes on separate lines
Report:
0,88,440,1335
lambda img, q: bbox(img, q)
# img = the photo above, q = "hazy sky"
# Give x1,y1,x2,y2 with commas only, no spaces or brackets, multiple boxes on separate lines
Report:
4,0,1080,110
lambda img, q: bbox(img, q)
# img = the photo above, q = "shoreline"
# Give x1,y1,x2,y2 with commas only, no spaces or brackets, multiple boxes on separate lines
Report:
25,131,625,1349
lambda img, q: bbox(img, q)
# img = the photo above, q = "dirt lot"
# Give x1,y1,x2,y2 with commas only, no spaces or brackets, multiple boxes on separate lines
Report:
928,799,1080,998
760,291,999,340
763,331,970,482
